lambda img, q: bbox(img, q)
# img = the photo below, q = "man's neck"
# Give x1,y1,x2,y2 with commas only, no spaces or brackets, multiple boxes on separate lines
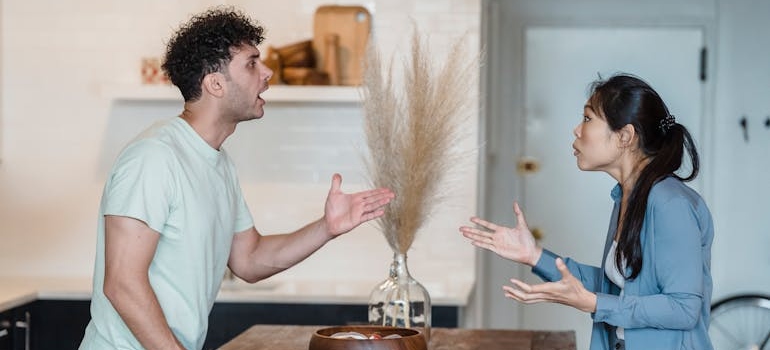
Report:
179,106,236,150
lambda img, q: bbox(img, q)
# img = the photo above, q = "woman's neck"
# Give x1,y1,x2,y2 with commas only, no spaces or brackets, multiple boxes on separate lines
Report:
615,155,651,239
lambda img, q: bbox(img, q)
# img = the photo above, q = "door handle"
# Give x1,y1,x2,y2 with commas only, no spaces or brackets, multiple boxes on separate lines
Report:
517,157,541,175
14,312,30,350
531,227,544,241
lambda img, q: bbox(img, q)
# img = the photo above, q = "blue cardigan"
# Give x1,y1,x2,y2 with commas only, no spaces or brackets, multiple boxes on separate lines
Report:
532,177,714,350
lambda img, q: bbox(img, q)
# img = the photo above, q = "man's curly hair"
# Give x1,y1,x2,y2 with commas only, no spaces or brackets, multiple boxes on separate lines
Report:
162,7,265,102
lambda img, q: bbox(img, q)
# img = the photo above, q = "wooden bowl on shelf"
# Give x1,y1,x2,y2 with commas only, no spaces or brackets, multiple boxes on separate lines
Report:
308,325,427,350
274,39,316,68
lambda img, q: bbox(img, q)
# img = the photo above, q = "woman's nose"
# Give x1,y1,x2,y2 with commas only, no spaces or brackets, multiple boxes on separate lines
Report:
572,124,580,137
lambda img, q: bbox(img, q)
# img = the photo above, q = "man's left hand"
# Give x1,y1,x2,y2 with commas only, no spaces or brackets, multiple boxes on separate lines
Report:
323,173,395,236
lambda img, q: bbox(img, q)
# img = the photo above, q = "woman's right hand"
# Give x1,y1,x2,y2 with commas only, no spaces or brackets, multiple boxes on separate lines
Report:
459,202,542,266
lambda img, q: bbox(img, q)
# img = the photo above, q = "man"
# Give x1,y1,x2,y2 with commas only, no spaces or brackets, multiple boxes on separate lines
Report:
79,8,394,350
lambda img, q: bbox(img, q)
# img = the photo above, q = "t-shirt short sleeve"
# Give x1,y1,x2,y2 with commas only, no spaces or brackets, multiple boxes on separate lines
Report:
102,139,176,234
233,190,254,234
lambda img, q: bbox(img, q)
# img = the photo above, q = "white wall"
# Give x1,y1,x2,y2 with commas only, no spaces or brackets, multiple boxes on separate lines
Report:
711,0,770,300
0,0,480,296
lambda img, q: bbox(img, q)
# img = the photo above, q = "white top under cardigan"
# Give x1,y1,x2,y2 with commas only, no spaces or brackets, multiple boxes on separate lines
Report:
605,240,626,340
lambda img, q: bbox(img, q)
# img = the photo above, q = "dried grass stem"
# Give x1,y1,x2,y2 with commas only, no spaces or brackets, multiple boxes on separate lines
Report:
362,29,477,254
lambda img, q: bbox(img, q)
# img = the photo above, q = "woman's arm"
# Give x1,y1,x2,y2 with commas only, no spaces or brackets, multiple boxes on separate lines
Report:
532,249,605,292
593,196,706,330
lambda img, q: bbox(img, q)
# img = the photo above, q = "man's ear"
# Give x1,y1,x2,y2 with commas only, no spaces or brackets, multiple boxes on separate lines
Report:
201,72,226,98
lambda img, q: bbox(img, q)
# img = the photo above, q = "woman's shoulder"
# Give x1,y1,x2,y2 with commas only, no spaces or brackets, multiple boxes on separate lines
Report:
649,176,700,201
647,177,714,241
648,177,711,216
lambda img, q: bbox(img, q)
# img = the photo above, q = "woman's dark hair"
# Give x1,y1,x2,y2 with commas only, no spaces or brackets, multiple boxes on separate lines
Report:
162,7,265,102
589,74,699,280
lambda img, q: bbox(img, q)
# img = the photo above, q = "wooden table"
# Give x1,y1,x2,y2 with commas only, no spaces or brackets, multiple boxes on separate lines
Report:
219,325,576,350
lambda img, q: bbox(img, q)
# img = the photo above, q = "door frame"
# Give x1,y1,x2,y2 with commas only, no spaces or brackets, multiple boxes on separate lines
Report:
472,0,718,329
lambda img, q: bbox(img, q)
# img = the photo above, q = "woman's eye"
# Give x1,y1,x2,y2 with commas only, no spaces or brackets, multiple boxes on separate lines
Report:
583,115,590,122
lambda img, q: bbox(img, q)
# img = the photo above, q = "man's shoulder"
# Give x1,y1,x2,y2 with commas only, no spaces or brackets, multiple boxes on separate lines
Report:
120,119,183,158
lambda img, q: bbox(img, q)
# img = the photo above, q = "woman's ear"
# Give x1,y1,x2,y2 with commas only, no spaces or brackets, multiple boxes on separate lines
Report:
618,124,637,148
201,72,226,98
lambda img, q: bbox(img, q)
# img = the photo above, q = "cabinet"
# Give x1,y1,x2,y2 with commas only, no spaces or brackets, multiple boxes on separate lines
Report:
0,300,91,350
0,309,12,350
3,300,458,349
27,300,91,350
0,304,31,350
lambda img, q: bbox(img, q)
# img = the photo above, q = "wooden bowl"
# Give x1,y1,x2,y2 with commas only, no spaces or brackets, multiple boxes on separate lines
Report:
275,39,316,68
309,325,427,350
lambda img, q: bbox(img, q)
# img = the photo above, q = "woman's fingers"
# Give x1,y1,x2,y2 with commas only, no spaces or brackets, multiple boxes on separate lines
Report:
459,225,490,240
555,258,574,280
469,216,501,231
513,202,529,229
503,284,549,304
459,226,495,250
503,278,564,303
509,278,533,292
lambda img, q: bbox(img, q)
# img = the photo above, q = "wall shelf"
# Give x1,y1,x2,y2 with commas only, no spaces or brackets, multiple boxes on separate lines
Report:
100,84,363,103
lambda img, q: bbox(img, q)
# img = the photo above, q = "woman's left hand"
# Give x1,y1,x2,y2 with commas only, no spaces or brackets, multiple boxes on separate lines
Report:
503,258,597,313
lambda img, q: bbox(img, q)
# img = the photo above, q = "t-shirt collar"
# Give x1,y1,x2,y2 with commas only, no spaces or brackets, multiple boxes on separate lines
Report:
173,117,223,165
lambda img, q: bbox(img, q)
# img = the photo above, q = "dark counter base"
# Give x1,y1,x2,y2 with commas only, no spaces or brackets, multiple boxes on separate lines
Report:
2,300,458,350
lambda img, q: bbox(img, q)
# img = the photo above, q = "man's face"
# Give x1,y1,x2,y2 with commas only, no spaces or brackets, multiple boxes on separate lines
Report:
222,44,273,121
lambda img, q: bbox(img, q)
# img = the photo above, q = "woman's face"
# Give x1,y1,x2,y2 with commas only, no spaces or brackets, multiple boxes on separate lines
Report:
572,100,623,172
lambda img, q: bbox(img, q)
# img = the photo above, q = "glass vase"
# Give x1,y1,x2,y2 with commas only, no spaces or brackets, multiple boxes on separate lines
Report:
367,252,432,342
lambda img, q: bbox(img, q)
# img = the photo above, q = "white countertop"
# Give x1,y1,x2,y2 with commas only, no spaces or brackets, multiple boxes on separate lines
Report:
0,277,93,311
0,276,473,312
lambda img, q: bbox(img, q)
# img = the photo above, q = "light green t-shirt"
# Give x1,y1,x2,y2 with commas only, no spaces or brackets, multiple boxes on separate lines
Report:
80,117,254,350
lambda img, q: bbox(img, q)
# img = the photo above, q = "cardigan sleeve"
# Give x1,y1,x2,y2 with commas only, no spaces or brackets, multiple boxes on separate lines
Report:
532,249,605,293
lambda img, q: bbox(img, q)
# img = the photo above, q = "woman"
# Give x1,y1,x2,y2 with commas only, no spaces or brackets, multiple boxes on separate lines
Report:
461,74,713,350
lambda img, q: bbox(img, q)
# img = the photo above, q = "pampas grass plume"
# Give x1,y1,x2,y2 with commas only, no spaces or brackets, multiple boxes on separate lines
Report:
362,28,477,254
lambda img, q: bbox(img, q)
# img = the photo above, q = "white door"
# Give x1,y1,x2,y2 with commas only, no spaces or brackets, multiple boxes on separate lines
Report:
519,27,704,349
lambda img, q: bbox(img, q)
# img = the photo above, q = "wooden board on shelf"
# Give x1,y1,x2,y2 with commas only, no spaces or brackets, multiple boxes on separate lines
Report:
312,5,371,86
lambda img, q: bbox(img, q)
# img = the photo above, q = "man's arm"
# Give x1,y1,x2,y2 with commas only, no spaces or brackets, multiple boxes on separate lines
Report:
228,173,394,283
228,220,331,282
103,215,186,350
